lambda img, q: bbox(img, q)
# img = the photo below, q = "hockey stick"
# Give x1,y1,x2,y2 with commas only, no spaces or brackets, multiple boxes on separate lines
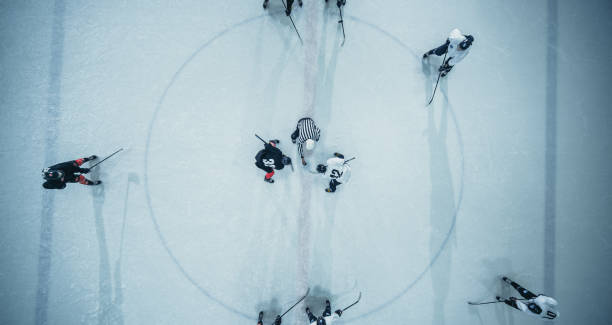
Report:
343,157,356,164
255,134,267,144
467,298,526,306
341,292,361,312
280,287,310,317
427,51,448,106
280,0,303,45
90,148,123,169
338,5,346,46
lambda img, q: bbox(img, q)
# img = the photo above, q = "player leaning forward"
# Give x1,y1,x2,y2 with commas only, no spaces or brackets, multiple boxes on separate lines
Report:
291,117,321,166
423,28,474,77
42,155,101,189
497,276,559,320
316,153,351,193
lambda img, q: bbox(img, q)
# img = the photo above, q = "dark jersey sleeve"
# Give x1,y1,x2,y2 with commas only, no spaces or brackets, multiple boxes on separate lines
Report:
42,181,66,189
265,145,285,170
48,160,81,174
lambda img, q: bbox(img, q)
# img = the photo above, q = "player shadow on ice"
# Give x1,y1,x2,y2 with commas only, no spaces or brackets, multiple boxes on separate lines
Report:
89,166,132,324
114,173,140,325
467,258,516,325
90,167,114,324
314,6,341,129
311,189,338,289
256,297,283,324
263,3,303,47
427,93,455,325
303,286,333,318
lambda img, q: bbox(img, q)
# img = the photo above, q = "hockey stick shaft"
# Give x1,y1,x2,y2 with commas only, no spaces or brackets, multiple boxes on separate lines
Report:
280,287,310,317
427,51,448,106
341,292,361,312
255,134,267,143
338,6,346,46
344,157,356,164
90,148,123,169
468,298,526,306
280,0,303,45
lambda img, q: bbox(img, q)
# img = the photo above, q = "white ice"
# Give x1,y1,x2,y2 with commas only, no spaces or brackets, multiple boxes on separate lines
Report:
1,1,611,324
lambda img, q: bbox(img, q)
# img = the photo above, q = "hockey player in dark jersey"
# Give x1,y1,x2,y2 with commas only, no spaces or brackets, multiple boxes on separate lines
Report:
257,311,282,325
42,155,101,189
306,299,343,325
255,140,292,183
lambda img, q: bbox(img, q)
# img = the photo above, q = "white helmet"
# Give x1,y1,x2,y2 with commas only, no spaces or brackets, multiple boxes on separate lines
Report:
305,139,315,151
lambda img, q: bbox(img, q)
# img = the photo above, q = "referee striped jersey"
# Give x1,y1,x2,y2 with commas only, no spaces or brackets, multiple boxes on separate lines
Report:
295,118,321,157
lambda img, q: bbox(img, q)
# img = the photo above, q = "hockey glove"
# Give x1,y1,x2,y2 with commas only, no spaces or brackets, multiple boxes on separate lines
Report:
335,309,343,317
80,168,90,174
87,155,98,161
438,63,451,72
274,315,282,325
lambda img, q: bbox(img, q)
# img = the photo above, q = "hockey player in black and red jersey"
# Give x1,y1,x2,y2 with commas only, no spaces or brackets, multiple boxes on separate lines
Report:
42,155,101,189
255,140,292,183
496,276,559,321
305,299,343,325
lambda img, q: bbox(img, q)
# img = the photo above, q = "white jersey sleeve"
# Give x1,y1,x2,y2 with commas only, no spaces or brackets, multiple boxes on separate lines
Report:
534,295,559,320
323,157,351,183
517,295,559,320
446,28,471,66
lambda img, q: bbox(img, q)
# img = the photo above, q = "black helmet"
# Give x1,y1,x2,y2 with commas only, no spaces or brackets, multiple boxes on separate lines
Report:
317,317,326,325
282,155,292,166
316,164,327,174
459,35,474,50
42,168,64,180
527,302,542,314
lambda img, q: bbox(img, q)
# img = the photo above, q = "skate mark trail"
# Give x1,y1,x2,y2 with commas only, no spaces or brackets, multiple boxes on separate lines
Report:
36,1,65,324
544,0,557,302
294,1,320,324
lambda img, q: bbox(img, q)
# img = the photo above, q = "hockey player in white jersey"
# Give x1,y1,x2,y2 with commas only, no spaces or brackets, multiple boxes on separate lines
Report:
423,28,474,77
496,276,559,320
305,300,343,325
316,153,351,193
291,117,321,166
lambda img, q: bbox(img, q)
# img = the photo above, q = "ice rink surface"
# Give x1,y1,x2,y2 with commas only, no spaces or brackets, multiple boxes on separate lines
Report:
1,0,612,324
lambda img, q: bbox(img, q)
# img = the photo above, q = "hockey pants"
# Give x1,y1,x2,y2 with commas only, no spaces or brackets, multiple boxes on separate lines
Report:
328,179,341,192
